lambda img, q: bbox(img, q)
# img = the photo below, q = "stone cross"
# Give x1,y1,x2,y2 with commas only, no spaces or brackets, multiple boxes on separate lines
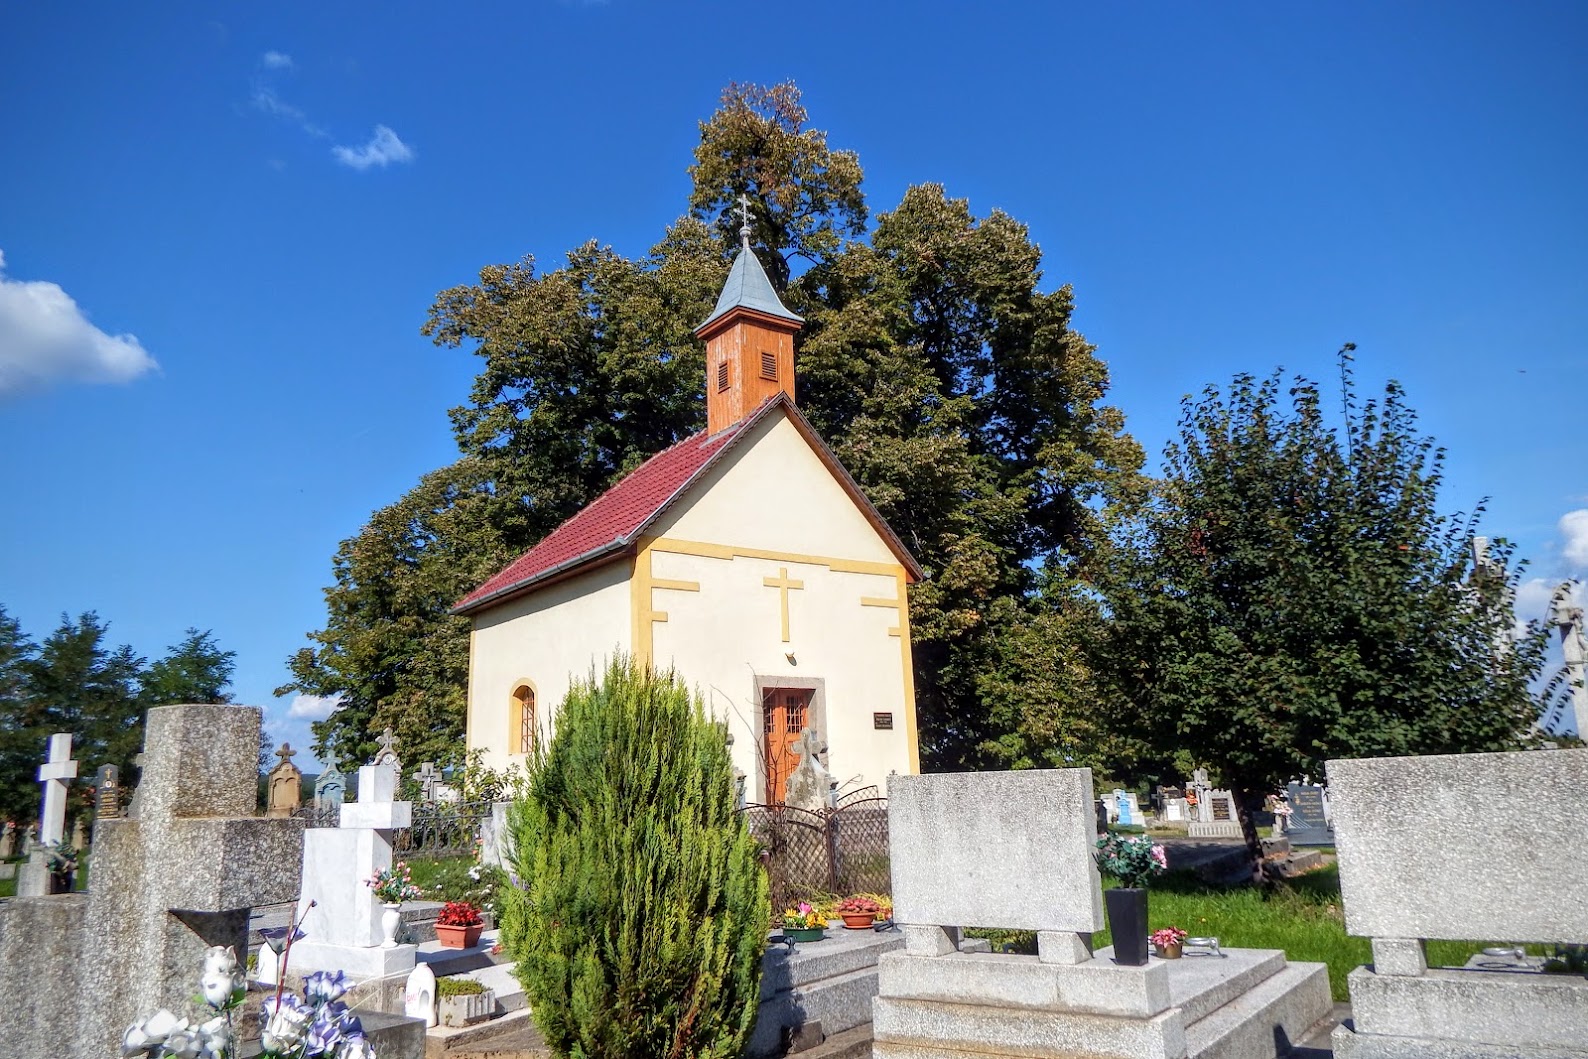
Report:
783,727,834,811
0,705,303,1058
70,815,86,851
418,761,438,803
1549,581,1588,737
35,734,78,846
291,757,415,979
372,727,403,785
0,822,13,858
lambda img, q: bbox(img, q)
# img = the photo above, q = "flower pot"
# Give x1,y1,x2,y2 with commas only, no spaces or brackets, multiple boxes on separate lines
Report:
436,923,485,949
381,903,402,948
439,989,495,1027
783,926,826,942
840,913,877,930
1154,941,1183,959
1104,887,1150,966
47,869,74,895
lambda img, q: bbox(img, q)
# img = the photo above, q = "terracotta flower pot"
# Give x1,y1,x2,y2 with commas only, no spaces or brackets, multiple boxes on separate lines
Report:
436,923,485,949
840,912,877,930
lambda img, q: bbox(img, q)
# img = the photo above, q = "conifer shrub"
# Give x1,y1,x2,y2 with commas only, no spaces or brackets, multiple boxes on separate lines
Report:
501,656,769,1059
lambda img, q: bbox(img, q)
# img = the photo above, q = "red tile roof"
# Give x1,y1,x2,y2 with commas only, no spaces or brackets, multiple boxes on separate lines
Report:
452,417,751,613
453,394,924,615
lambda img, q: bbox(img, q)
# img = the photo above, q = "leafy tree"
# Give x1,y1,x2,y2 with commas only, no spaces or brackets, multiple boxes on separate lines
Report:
0,607,39,824
288,81,1144,774
22,613,146,792
1097,354,1549,867
141,628,236,707
500,657,767,1059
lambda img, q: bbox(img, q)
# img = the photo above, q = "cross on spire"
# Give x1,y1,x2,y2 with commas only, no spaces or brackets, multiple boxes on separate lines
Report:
737,193,753,248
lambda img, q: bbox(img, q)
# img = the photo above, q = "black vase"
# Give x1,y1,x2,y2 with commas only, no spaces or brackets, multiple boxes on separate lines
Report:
1105,887,1150,966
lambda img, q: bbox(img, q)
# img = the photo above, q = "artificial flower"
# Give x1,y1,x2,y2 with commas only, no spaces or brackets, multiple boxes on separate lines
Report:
262,994,312,1052
163,1023,202,1059
197,1015,231,1059
305,969,353,1004
338,1034,376,1059
141,1009,181,1046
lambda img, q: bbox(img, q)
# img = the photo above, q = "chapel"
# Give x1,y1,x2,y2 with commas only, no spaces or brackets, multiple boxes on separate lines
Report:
454,224,922,805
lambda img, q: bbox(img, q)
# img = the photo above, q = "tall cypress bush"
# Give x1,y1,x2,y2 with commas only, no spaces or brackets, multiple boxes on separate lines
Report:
501,656,768,1059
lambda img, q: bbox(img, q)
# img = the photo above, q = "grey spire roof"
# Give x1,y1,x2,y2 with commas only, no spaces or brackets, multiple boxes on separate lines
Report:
697,246,803,332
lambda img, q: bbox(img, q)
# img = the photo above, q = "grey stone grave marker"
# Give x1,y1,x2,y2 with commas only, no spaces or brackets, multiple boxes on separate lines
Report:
1329,748,1588,1058
876,767,1332,1059
1285,780,1333,845
0,704,303,1059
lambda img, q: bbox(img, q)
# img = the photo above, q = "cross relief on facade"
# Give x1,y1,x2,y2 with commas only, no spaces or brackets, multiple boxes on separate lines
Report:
762,566,805,643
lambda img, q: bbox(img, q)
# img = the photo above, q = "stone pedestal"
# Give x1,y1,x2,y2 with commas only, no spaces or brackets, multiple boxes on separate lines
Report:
1332,966,1588,1059
749,923,907,1057
873,946,1331,1059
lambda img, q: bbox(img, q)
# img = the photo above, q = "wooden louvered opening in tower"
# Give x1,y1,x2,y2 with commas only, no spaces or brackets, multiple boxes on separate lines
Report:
760,351,777,381
717,360,730,392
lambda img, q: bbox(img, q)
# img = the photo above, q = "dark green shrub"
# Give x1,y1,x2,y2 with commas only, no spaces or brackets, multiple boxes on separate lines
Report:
502,657,769,1059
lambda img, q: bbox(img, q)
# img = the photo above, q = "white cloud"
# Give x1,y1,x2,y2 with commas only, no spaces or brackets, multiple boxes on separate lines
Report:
0,250,157,397
261,50,293,70
287,693,343,721
251,85,327,139
332,125,415,171
1561,510,1588,569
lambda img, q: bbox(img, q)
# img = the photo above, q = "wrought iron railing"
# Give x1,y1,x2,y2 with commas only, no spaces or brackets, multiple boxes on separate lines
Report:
740,797,889,910
291,800,492,860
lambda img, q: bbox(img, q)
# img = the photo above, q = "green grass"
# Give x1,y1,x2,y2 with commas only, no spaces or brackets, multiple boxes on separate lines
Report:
971,867,1509,1001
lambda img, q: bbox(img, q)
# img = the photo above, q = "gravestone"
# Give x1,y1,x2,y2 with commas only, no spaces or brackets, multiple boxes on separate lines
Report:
1328,748,1588,1058
0,704,303,1059
95,763,121,820
0,821,13,857
372,727,403,786
1188,785,1244,838
290,760,416,979
70,815,86,851
18,733,79,896
1111,789,1142,826
314,764,347,811
877,768,1331,1059
266,742,303,817
418,761,438,803
1285,780,1333,846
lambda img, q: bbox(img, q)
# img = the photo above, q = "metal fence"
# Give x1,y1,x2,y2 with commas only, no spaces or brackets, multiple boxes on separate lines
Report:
292,800,492,859
740,793,889,910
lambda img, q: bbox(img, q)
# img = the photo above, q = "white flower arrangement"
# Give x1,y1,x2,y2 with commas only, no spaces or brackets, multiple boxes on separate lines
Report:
124,900,375,1058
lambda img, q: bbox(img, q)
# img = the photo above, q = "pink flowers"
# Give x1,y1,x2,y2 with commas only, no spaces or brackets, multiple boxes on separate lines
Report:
1150,926,1187,948
1150,844,1168,870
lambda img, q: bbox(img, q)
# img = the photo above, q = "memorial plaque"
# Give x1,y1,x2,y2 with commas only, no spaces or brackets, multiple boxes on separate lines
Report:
1286,781,1334,846
1212,794,1233,821
95,764,120,819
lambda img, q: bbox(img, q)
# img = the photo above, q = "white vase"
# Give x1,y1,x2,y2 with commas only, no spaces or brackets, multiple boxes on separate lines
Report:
381,903,402,948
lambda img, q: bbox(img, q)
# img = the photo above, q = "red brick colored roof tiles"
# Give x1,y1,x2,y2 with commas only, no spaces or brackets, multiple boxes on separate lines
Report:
453,419,749,613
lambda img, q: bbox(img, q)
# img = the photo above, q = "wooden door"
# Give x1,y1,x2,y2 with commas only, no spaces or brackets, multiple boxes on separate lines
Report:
762,687,812,806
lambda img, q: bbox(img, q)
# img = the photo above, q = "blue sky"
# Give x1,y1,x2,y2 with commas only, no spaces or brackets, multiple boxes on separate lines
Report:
2,1,1585,761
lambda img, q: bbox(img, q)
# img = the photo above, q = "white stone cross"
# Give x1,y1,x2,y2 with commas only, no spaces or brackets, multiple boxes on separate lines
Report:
36,733,78,846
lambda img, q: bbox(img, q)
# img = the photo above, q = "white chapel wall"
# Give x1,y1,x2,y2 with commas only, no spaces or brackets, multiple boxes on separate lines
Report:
645,408,916,799
652,413,899,567
466,557,632,772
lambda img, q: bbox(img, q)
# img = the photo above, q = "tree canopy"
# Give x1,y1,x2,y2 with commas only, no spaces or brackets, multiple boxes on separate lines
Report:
0,609,236,824
1095,353,1549,856
285,80,1145,772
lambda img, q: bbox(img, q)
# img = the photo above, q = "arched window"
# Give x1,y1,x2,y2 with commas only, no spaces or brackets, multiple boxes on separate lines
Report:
511,684,536,755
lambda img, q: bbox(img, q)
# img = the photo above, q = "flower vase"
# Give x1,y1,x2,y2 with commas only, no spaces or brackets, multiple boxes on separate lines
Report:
381,903,402,948
1155,941,1183,959
1104,887,1149,966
